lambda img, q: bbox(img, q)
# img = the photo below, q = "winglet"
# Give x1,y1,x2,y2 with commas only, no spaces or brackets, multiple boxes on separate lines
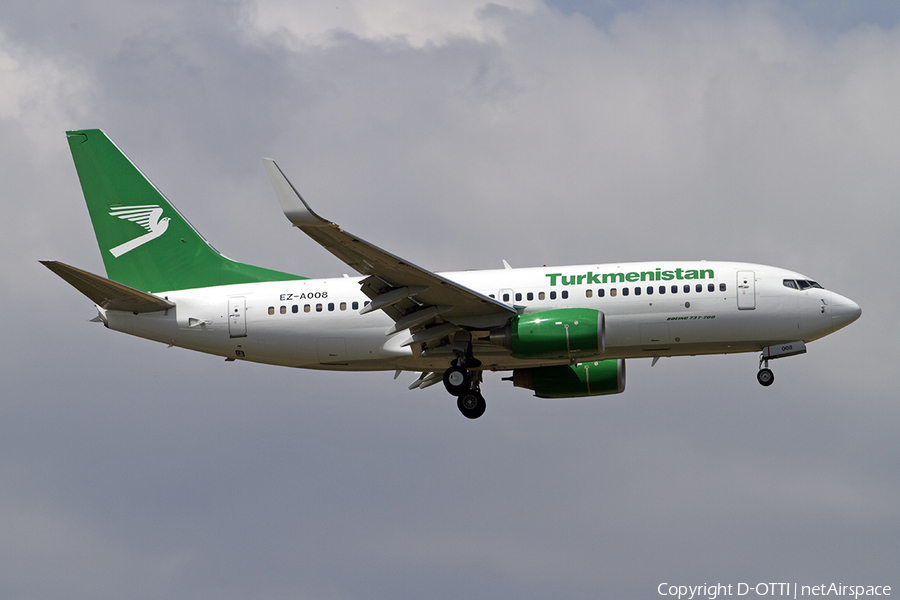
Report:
263,158,331,228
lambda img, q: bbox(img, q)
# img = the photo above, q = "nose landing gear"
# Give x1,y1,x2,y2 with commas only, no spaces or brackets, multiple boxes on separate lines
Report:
756,341,807,387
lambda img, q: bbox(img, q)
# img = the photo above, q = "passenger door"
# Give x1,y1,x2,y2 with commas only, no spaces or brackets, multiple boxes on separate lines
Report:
736,271,756,310
228,296,247,337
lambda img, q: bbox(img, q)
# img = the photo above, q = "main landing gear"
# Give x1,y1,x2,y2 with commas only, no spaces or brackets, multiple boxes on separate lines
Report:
457,389,486,419
443,359,485,419
442,365,471,395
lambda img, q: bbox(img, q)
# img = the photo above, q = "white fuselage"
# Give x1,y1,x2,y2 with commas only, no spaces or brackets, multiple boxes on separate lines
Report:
100,261,859,373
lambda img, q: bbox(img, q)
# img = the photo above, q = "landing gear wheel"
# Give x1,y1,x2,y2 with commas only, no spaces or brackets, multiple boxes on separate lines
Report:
757,368,774,387
443,365,471,395
457,390,486,419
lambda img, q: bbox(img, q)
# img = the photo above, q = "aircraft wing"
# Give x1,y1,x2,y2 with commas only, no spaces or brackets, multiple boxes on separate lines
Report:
264,159,516,345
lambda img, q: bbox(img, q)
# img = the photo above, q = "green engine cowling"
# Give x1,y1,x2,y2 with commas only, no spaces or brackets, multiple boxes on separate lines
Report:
508,359,626,398
489,308,605,360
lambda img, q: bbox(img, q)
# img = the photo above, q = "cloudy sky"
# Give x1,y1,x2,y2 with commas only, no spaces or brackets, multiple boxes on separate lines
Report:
2,1,898,597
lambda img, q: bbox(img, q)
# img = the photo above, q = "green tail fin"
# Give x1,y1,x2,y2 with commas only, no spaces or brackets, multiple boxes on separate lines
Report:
66,129,304,292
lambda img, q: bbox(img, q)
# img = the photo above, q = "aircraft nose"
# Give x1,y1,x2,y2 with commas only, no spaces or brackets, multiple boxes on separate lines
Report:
831,292,861,332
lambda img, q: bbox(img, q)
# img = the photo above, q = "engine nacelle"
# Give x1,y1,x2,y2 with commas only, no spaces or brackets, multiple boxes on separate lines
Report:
489,308,605,360
508,359,626,398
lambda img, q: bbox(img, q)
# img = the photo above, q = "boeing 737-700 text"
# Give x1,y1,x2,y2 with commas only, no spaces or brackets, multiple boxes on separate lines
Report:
43,130,861,418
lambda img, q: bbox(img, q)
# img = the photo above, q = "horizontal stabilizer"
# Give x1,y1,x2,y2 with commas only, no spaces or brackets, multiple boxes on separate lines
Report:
40,260,175,313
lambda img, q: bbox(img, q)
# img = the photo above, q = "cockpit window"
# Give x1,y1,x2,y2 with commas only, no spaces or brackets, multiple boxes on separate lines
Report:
784,279,825,290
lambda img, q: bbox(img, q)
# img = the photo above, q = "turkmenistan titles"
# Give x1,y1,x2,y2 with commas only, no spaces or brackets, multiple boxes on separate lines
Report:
545,268,715,286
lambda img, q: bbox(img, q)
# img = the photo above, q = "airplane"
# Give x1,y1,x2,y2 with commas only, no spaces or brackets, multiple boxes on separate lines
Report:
43,129,862,419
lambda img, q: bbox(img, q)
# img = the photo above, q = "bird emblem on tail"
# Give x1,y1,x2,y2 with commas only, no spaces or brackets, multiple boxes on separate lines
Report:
108,205,171,257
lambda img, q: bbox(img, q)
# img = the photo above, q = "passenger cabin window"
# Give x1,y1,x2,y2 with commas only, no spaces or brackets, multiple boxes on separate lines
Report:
659,286,666,295
708,283,715,292
352,301,359,310
683,285,690,293
268,306,275,315
539,291,546,300
515,293,522,302
634,287,641,296
503,293,510,302
646,286,653,295
671,285,678,294
622,288,629,296
316,304,323,312
561,290,569,299
280,306,287,314
610,288,617,297
527,292,534,301
292,305,298,313
304,304,311,313
550,291,557,300
586,289,593,298
720,283,727,292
